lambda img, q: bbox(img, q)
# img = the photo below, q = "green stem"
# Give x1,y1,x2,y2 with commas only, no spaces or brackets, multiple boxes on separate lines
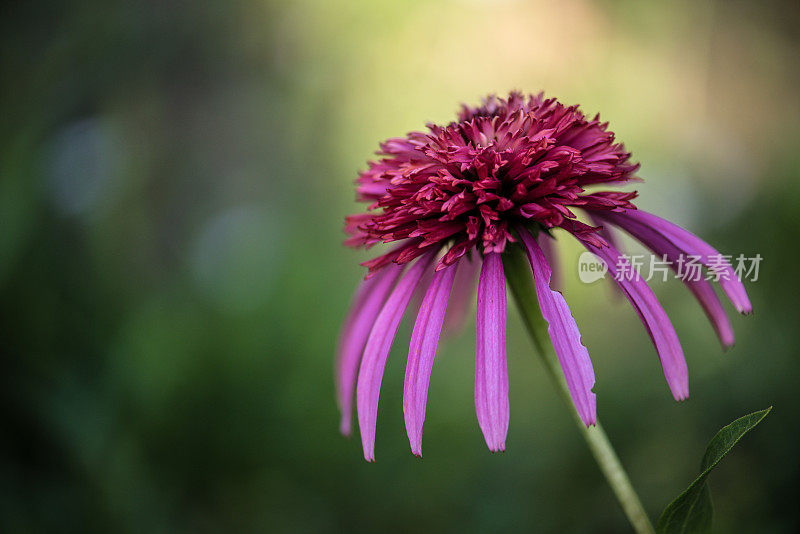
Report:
504,246,655,534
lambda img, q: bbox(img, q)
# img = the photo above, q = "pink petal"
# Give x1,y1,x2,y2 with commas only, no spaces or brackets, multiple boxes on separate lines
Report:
596,211,735,349
620,210,752,314
685,279,736,349
475,252,509,452
403,261,458,456
443,255,479,334
518,228,597,426
356,251,436,461
587,212,625,301
584,240,689,401
537,232,562,292
336,264,403,436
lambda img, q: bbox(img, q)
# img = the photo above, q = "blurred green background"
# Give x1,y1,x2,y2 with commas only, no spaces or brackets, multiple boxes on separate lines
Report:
2,0,799,532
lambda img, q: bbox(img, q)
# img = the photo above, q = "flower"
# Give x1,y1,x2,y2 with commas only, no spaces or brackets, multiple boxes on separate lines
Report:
337,92,751,461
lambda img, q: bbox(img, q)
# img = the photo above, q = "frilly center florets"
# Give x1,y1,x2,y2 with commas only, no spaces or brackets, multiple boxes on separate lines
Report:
346,92,640,273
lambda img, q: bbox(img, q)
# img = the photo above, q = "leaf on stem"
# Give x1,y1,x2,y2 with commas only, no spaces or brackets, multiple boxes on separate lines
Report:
656,407,772,534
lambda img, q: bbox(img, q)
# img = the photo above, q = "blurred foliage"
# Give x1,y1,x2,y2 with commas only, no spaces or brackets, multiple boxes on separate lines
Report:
1,0,799,532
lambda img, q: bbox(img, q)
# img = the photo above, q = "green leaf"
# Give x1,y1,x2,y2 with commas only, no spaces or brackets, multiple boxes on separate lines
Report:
656,407,772,534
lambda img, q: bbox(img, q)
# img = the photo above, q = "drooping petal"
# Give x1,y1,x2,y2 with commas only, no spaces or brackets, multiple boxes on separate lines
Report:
475,252,509,452
443,254,479,334
336,264,404,436
403,261,459,456
338,277,377,366
582,240,689,401
684,279,735,349
337,276,376,411
537,232,562,292
595,211,735,348
409,264,435,316
518,228,597,426
617,209,752,314
587,212,625,300
356,251,437,461
588,212,624,253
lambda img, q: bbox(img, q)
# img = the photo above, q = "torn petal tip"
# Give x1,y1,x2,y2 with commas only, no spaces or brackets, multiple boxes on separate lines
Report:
673,391,690,402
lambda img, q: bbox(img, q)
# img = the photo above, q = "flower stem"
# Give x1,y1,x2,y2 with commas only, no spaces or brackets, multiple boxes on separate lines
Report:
504,246,655,534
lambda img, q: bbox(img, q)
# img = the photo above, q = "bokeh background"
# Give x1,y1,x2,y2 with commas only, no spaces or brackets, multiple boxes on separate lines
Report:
2,0,799,532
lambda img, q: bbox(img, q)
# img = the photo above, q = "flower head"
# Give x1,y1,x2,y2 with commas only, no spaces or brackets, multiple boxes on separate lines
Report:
346,92,638,271
338,92,751,461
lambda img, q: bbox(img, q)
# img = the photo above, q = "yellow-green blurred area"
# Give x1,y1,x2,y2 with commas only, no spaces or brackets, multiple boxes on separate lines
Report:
2,0,799,532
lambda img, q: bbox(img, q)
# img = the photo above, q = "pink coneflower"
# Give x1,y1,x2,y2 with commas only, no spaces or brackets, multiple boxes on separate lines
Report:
337,92,751,461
